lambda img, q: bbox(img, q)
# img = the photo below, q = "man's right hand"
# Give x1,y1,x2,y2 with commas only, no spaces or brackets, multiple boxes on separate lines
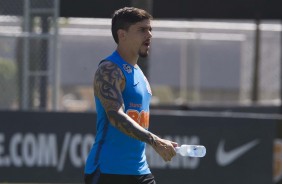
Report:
152,136,178,162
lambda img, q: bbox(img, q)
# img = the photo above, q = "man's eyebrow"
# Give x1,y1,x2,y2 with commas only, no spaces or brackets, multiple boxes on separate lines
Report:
138,26,152,30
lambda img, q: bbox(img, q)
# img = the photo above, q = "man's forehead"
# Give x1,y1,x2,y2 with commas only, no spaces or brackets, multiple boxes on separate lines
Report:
133,20,151,28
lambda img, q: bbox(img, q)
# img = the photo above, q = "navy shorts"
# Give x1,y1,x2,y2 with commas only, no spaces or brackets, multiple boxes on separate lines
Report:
84,170,156,184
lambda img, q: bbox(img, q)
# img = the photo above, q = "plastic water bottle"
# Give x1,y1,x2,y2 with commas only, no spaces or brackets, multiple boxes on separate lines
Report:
175,145,206,157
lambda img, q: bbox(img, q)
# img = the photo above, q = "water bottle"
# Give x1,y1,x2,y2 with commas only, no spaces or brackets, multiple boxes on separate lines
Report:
175,145,206,157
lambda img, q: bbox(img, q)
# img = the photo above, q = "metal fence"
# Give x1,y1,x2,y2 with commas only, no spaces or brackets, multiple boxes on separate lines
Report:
0,0,59,111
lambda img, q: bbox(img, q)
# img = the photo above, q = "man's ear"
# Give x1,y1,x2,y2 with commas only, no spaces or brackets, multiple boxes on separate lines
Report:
117,29,126,42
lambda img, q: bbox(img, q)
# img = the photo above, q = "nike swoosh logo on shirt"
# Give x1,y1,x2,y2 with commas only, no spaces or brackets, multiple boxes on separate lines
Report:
216,139,259,166
133,82,139,86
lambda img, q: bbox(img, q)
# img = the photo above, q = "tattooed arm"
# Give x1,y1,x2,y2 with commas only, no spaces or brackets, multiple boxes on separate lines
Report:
94,61,153,143
94,61,177,161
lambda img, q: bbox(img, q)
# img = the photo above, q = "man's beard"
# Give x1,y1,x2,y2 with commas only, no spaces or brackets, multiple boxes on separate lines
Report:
139,50,149,58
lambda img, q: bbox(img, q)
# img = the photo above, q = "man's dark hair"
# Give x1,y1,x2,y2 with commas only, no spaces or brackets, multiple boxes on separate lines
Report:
111,7,153,44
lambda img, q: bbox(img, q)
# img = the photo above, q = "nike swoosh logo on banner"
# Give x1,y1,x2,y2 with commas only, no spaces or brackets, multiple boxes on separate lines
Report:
216,139,259,166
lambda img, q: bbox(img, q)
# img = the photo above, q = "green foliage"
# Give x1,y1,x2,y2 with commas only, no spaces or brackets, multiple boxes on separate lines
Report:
0,58,17,108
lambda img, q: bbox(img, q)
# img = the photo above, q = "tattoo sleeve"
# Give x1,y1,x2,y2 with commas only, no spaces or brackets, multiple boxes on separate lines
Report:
94,61,157,146
94,61,124,111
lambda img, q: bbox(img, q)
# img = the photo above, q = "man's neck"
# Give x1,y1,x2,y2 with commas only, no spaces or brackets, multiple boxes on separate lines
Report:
116,47,138,67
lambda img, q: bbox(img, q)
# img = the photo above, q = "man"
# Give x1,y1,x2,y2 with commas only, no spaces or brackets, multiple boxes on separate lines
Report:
84,7,178,184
